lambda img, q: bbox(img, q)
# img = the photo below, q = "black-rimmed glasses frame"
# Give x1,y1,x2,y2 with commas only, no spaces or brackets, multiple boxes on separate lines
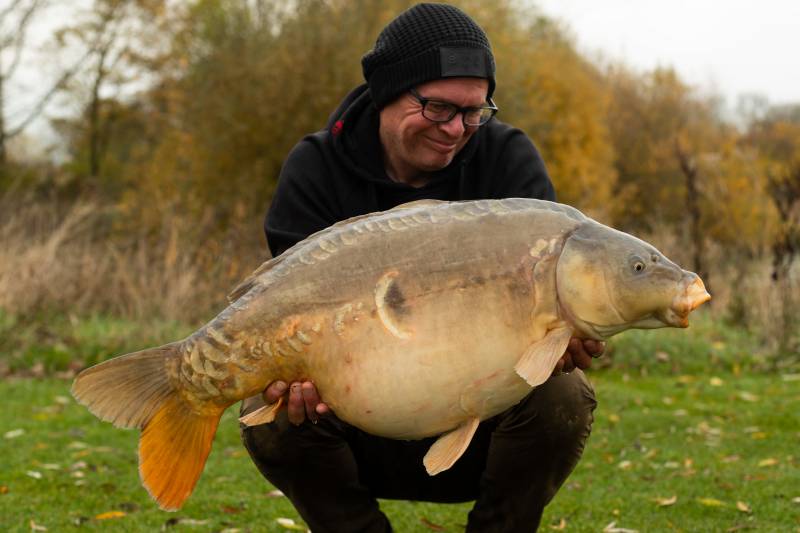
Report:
409,88,498,127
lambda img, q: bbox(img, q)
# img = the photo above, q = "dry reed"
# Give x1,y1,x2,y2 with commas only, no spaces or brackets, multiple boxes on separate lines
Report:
0,195,266,324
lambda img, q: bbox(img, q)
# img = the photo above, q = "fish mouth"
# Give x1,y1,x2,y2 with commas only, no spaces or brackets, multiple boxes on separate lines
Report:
663,275,711,328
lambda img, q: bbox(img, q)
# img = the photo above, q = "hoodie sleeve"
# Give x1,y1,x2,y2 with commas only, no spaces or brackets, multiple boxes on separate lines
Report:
264,137,340,257
490,127,556,202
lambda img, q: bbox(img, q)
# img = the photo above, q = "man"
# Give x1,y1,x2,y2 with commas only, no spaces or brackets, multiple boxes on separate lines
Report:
240,4,603,532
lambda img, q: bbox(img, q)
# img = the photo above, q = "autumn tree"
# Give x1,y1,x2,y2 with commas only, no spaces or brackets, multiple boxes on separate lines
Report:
52,0,168,193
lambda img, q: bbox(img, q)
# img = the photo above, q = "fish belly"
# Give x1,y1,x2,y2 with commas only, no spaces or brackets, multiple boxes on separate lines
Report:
306,278,538,440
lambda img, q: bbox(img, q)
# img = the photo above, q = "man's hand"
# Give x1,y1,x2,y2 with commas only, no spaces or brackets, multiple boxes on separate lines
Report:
263,380,330,426
553,338,605,375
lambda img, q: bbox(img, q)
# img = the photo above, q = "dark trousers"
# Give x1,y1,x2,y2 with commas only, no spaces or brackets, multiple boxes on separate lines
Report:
240,370,596,533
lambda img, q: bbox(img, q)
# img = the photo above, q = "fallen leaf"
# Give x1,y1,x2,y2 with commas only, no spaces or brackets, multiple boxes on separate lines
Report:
164,518,209,527
26,471,42,480
709,377,724,386
276,518,307,531
721,455,740,463
266,489,285,498
67,441,88,449
662,396,675,405
654,495,677,507
54,395,71,405
5,428,24,439
758,458,778,467
220,504,242,514
420,517,446,531
673,409,688,417
751,432,768,440
792,497,800,503
608,413,621,424
676,375,695,384
41,463,60,470
697,497,726,507
618,460,633,470
603,521,639,533
549,517,567,530
738,392,759,402
95,511,125,520
655,351,670,362
29,519,47,531
736,501,752,513
0,485,8,494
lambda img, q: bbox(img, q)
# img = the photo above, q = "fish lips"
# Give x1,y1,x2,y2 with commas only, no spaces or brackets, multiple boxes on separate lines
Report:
661,275,711,327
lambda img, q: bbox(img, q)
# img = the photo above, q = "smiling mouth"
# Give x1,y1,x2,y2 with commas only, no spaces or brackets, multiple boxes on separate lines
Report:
425,138,457,152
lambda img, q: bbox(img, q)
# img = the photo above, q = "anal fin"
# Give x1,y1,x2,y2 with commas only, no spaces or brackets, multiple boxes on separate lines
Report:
423,417,480,476
514,326,572,387
238,397,284,427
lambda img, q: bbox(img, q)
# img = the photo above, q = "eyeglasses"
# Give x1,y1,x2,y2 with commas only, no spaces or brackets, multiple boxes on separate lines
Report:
409,88,498,127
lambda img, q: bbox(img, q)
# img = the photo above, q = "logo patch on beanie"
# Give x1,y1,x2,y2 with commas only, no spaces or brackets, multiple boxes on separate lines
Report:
439,47,488,78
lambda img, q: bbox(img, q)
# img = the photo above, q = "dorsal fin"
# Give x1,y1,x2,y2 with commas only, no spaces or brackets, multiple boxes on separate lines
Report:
390,199,446,210
227,255,287,303
228,201,447,302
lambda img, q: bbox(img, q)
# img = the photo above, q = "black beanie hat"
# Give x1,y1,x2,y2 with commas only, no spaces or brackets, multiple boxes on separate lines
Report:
362,3,496,109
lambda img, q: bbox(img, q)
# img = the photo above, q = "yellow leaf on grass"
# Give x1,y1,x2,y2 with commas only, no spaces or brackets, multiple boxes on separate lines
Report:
758,458,778,467
276,518,307,531
95,511,125,520
549,518,567,530
608,413,621,424
654,495,677,507
29,520,47,531
696,497,726,507
709,377,724,387
738,392,759,402
736,501,752,513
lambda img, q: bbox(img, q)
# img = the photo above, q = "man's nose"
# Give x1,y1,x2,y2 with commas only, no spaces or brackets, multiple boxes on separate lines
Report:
437,113,466,138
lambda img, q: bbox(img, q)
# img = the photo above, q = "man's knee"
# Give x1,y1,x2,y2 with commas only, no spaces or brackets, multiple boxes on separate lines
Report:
497,369,597,441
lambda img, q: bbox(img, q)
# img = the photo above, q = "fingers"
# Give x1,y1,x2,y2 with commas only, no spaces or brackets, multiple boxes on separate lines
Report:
263,380,288,403
301,382,320,424
269,380,328,426
583,339,606,358
287,383,305,425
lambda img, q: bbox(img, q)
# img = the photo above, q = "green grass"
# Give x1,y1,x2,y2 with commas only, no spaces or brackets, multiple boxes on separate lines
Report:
1,311,799,531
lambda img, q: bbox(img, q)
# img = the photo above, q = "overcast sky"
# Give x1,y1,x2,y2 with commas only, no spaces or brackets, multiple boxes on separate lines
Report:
536,0,800,106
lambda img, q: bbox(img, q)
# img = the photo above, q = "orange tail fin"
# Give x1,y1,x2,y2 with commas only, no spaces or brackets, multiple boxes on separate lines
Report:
71,342,224,510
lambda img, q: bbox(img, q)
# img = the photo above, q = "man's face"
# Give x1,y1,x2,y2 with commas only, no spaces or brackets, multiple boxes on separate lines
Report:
379,77,490,185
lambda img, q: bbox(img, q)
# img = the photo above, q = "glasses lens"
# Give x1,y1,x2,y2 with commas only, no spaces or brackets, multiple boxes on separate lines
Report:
423,101,457,122
464,107,495,126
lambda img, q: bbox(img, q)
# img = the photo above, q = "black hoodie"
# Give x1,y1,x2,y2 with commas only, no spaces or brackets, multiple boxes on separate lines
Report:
264,84,555,257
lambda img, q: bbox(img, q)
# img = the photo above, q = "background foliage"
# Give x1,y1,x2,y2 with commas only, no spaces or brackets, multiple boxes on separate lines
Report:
0,0,798,364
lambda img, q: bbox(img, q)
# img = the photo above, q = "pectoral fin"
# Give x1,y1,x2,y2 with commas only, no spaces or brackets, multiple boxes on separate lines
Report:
514,326,573,387
238,397,284,427
423,417,480,476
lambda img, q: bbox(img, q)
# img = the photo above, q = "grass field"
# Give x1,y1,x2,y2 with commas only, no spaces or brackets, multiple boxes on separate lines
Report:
1,314,799,532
